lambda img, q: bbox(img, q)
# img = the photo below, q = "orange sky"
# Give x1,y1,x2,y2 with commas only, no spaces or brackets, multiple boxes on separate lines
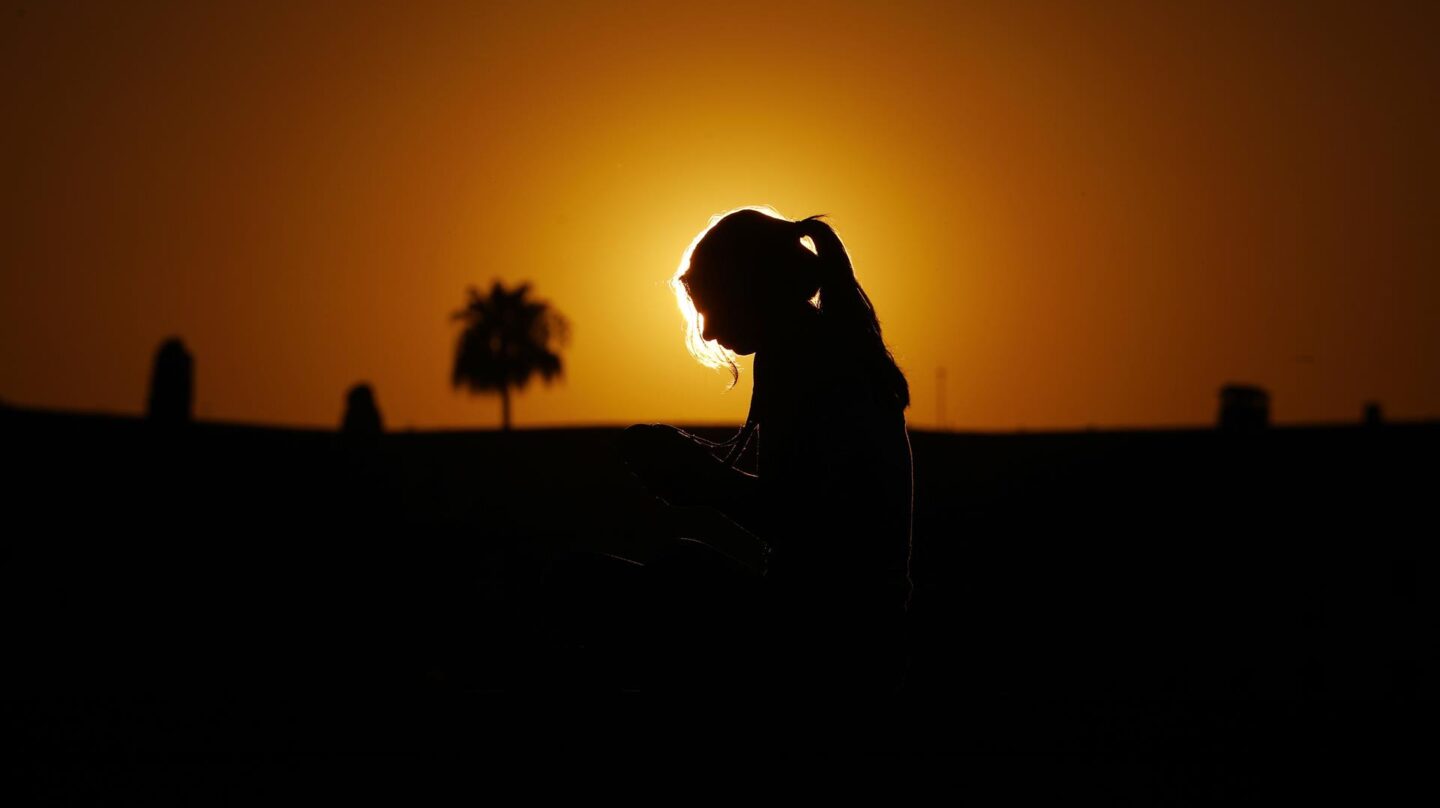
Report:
3,1,1437,430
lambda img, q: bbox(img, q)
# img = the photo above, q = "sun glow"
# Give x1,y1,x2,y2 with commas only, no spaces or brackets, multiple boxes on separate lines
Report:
670,205,790,385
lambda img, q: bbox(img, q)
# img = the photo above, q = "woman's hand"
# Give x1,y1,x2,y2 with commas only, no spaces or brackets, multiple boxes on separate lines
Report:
622,424,753,509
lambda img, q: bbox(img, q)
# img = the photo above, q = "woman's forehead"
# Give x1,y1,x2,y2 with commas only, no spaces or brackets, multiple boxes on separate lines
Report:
685,264,743,298
683,259,722,290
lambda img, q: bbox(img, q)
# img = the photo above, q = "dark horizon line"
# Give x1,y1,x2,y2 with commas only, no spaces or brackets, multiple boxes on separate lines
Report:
4,400,1436,438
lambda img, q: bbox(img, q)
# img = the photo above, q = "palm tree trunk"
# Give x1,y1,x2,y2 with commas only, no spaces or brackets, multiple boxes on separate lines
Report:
500,385,512,431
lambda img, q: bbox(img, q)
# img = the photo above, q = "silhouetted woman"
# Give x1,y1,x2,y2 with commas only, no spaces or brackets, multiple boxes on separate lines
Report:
624,206,913,699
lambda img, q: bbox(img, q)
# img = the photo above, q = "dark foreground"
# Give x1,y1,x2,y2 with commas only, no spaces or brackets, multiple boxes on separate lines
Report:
4,405,1438,792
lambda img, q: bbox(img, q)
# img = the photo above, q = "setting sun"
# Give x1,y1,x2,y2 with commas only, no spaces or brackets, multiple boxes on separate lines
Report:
6,0,1437,769
3,1,1436,430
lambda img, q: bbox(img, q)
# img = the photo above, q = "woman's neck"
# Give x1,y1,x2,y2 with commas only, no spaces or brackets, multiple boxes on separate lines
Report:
754,306,830,404
762,304,823,357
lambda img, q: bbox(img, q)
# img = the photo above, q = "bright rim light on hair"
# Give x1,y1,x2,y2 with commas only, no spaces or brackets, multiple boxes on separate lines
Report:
671,204,789,382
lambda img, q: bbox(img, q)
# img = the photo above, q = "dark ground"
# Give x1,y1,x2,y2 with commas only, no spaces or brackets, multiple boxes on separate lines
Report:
4,403,1438,793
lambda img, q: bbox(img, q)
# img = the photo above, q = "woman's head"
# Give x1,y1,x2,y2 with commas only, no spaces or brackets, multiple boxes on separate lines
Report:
672,206,910,410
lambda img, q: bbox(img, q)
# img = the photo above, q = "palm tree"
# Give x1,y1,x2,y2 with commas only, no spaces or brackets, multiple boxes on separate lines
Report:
451,281,569,430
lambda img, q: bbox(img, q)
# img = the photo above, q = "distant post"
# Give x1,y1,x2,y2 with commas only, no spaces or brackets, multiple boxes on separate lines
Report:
147,337,193,425
936,366,947,432
342,383,385,439
1217,384,1269,432
1363,401,1383,428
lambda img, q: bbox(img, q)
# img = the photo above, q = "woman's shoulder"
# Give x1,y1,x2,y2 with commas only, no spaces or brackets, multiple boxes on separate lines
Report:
808,363,907,426
758,321,909,448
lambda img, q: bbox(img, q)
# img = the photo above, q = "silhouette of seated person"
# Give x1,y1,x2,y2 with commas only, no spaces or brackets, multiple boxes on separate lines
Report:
623,208,914,700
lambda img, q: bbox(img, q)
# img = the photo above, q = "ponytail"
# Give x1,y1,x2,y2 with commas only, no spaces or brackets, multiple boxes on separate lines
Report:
797,216,866,323
795,216,911,410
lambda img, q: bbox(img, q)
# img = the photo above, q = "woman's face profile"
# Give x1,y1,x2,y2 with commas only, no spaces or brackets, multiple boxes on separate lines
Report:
694,290,758,355
688,260,762,356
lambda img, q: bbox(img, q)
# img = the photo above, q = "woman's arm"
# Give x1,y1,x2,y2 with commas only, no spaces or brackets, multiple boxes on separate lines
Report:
622,424,770,571
622,424,762,517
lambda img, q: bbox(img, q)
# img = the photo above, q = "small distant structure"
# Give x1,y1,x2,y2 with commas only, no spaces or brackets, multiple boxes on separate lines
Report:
1363,401,1384,428
1218,384,1269,432
342,383,384,439
147,337,193,425
936,366,947,432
